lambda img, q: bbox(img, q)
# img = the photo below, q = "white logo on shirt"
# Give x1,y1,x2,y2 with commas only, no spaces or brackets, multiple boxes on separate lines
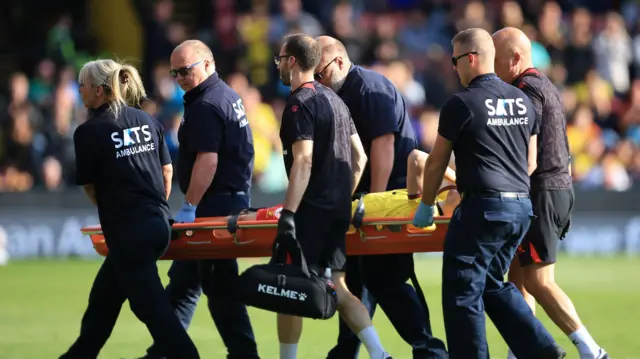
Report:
110,125,155,158
485,98,529,126
232,99,249,128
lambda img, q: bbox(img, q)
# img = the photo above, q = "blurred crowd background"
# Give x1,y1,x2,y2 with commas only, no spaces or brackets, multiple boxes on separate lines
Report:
1,0,639,194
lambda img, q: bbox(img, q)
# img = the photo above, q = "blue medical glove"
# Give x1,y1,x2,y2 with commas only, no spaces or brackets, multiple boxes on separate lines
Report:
412,202,434,228
174,201,197,223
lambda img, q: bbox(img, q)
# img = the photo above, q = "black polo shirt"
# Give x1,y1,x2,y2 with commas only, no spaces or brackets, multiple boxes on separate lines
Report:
280,81,356,211
177,73,254,196
438,73,539,194
512,68,572,191
74,104,172,229
337,65,418,193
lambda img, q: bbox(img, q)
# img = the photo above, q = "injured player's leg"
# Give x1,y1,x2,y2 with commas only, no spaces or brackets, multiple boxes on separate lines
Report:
407,149,459,216
407,149,457,197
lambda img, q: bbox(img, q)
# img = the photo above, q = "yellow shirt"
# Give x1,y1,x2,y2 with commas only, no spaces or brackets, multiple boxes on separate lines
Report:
350,189,449,218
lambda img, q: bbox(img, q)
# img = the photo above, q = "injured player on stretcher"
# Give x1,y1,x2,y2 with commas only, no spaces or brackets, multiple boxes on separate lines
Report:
235,149,459,223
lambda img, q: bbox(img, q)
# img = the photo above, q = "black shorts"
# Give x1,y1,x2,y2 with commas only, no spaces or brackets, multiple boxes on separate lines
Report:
294,203,349,272
517,188,574,266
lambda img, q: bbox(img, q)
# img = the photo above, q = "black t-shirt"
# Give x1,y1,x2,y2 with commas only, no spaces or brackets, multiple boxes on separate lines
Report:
337,65,418,192
280,81,356,211
177,73,254,196
512,68,572,191
438,73,539,194
74,104,172,230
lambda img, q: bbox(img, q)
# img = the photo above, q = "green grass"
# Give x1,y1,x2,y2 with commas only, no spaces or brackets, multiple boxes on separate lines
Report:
0,256,638,359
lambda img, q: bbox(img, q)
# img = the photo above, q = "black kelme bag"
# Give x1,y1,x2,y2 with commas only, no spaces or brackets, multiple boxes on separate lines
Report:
237,234,338,320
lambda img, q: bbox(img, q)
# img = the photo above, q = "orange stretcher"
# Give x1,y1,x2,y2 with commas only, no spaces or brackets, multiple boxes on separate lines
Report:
81,186,457,260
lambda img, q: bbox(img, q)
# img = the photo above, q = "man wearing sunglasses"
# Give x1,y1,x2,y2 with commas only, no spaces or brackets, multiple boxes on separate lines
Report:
273,33,392,359
314,36,448,359
133,39,260,359
411,28,565,359
493,27,608,359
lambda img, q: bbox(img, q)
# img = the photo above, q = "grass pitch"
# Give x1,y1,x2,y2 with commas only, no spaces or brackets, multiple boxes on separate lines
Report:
0,255,638,359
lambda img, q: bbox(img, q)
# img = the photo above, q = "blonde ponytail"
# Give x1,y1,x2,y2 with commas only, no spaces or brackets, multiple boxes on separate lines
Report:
110,64,146,109
78,59,147,118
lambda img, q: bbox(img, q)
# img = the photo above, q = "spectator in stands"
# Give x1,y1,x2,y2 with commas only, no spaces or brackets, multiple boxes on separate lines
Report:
456,1,493,33
361,14,400,65
385,60,425,115
567,105,603,180
268,0,324,45
46,14,76,67
131,0,175,91
1,72,44,132
43,84,77,187
537,1,566,62
236,0,273,91
593,12,633,95
28,59,57,115
521,23,552,72
564,8,596,87
1,103,45,192
327,1,365,66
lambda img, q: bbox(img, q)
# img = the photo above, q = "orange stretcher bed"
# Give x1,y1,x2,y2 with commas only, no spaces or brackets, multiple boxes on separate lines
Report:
81,187,457,260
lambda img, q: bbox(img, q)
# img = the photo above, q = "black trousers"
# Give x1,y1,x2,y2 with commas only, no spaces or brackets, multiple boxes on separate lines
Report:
59,215,200,359
144,193,259,359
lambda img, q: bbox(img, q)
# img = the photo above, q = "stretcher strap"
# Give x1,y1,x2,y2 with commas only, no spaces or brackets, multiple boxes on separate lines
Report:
227,214,240,234
351,193,366,229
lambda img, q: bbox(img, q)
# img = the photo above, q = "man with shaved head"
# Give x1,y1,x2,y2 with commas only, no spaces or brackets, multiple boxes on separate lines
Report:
134,39,261,359
412,28,565,359
493,27,609,359
315,35,448,359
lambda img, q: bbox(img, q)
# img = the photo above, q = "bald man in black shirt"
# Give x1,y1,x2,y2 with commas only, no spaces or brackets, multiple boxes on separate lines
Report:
493,27,608,359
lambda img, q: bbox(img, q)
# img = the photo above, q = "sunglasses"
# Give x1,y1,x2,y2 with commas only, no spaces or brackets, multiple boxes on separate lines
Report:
169,60,203,78
273,55,292,66
314,57,338,81
451,51,478,66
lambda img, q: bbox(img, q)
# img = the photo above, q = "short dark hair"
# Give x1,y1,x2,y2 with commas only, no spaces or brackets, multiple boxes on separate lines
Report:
283,34,321,72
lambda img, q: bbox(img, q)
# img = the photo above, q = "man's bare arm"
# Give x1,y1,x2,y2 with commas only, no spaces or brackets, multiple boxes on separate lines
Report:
528,135,538,176
83,184,97,206
421,135,454,205
369,133,394,192
185,153,218,205
162,164,173,200
282,140,314,212
350,133,368,195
